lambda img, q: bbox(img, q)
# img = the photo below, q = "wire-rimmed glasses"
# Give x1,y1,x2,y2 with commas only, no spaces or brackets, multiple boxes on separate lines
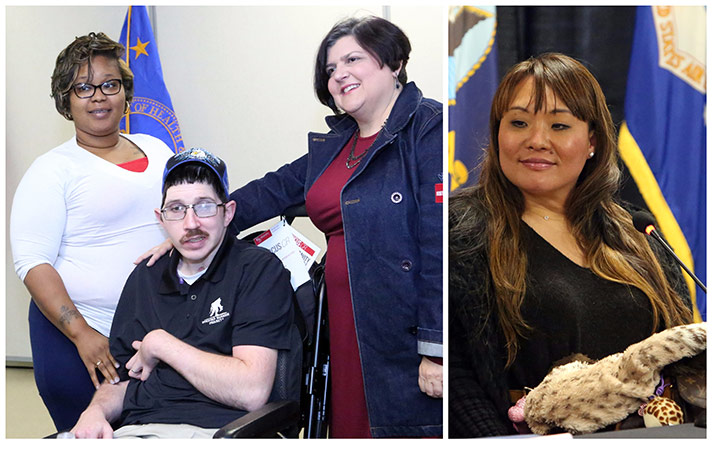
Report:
160,201,225,221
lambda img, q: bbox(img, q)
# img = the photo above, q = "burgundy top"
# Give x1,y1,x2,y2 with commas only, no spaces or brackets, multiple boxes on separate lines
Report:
305,131,378,438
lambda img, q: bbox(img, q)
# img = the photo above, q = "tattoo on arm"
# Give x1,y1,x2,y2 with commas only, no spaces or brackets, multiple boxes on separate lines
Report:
59,305,81,327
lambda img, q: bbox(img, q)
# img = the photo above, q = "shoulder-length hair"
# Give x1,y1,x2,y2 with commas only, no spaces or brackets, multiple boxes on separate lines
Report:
313,16,411,114
452,52,692,366
51,32,133,121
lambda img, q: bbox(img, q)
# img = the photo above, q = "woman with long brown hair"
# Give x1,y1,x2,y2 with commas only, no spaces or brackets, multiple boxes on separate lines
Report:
448,53,693,436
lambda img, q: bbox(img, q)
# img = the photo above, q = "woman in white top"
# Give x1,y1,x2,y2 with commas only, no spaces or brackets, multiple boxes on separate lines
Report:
9,32,172,431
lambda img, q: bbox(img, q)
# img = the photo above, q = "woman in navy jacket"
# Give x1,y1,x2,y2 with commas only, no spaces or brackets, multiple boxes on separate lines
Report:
139,15,441,438
228,17,443,437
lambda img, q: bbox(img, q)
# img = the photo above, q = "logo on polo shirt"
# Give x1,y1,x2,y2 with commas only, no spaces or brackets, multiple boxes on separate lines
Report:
202,297,230,325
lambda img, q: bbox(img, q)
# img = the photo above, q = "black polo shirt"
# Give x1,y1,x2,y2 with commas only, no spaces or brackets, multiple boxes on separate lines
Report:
109,232,295,429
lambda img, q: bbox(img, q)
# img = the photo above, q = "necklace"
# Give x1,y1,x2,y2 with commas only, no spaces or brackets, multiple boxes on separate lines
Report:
346,128,382,169
345,131,365,169
526,208,564,222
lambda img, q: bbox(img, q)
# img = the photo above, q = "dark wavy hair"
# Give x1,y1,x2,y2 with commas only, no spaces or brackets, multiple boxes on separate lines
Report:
314,16,411,114
450,53,693,366
51,32,133,120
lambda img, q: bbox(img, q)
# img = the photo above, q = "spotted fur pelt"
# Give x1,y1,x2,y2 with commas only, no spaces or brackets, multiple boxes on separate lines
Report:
524,323,707,435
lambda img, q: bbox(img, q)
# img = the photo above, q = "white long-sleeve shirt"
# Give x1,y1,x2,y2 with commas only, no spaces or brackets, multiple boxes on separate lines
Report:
10,134,173,337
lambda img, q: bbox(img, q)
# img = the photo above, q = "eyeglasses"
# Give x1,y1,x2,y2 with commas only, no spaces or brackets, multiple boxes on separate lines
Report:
160,201,226,221
71,79,123,98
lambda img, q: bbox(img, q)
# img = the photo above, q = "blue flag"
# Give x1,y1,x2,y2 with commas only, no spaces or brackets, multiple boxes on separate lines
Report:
449,6,498,192
618,6,706,320
119,6,184,153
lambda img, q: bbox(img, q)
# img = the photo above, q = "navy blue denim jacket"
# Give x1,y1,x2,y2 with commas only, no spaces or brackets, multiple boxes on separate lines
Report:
229,82,442,437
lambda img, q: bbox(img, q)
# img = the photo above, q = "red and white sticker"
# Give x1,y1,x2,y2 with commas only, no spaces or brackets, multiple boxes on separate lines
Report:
435,183,443,203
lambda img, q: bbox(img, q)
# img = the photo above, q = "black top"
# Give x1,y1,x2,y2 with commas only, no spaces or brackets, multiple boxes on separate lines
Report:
509,223,657,390
109,232,295,429
448,200,691,438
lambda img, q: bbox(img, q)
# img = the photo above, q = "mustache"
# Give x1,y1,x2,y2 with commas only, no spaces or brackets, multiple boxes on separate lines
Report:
181,230,208,243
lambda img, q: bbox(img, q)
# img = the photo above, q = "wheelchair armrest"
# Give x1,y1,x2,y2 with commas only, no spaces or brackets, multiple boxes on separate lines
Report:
282,203,307,222
212,400,300,438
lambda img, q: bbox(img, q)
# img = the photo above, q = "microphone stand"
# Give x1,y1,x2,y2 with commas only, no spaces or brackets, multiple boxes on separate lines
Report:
646,228,707,293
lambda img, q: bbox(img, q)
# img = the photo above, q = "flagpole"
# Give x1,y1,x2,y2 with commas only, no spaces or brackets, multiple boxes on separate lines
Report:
148,6,157,43
124,6,132,134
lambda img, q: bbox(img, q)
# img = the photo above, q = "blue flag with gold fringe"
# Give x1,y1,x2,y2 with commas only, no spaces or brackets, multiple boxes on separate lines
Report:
449,6,498,192
618,6,706,320
119,5,184,153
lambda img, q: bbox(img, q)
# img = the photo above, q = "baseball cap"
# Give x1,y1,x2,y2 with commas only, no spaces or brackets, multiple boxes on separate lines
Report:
162,148,229,198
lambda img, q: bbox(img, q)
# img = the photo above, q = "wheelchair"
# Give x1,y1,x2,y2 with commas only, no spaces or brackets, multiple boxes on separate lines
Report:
48,207,330,439
215,211,330,438
213,263,329,438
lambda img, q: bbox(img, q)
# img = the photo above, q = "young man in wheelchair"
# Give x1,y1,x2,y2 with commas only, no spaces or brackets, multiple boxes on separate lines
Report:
71,148,298,438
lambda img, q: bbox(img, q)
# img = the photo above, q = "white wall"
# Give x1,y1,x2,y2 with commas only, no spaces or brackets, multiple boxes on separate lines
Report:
4,6,444,361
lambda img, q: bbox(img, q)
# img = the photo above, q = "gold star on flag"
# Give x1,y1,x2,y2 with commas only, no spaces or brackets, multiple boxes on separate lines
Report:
130,37,150,59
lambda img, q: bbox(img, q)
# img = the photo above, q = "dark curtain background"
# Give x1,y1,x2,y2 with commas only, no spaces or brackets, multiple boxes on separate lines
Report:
495,5,645,208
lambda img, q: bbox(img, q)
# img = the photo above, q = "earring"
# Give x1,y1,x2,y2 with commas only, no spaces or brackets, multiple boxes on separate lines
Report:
589,152,595,159
124,100,131,115
394,73,400,89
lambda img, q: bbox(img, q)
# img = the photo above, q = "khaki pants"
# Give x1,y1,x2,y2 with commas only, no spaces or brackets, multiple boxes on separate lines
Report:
113,423,219,439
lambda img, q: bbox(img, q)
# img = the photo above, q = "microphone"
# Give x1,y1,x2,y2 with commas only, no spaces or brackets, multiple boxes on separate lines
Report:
632,211,707,293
